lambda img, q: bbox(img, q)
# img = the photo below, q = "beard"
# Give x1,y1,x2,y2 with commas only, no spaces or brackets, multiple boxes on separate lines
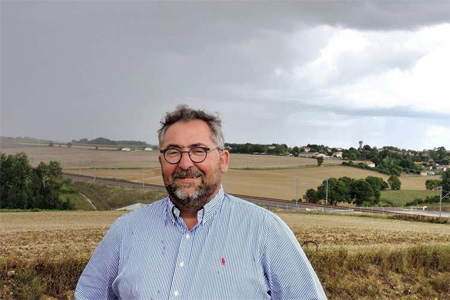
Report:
165,164,222,211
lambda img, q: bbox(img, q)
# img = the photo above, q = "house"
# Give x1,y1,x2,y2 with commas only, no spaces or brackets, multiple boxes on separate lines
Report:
314,153,327,158
366,163,376,168
144,147,153,151
298,152,315,158
436,165,448,171
332,152,343,159
121,147,131,152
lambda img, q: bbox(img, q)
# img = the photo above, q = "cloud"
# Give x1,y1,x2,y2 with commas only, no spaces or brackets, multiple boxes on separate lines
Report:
1,1,449,150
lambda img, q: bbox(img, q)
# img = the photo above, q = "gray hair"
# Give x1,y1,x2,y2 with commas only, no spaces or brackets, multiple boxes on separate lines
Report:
158,104,225,149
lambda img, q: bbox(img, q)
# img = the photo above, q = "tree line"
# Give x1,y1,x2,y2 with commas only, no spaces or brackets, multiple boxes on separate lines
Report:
72,137,150,147
303,175,401,206
0,153,74,210
226,142,449,176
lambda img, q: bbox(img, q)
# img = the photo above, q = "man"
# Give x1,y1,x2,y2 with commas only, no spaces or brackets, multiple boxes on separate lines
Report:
75,105,327,300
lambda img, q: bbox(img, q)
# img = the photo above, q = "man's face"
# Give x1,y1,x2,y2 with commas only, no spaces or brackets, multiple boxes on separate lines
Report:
159,120,229,210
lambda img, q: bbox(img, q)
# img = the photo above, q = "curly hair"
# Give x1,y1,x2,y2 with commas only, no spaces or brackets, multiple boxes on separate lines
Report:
158,104,225,149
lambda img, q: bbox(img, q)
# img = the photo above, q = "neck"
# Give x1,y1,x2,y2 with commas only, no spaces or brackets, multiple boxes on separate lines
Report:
170,186,221,230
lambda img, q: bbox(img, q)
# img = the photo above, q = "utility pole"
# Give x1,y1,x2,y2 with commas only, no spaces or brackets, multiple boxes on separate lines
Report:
295,176,299,206
326,177,329,206
440,186,442,218
142,167,145,187
93,164,96,182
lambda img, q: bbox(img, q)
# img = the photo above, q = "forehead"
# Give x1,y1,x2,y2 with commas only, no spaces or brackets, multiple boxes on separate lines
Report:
162,120,214,147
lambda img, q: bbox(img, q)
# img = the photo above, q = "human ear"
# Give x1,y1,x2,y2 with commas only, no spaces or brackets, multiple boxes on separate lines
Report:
220,150,230,173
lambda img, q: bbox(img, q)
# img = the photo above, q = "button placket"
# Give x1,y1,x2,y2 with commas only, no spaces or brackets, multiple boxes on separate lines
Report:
169,232,194,299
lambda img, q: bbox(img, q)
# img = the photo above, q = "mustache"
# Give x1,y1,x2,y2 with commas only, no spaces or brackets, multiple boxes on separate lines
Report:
173,168,204,179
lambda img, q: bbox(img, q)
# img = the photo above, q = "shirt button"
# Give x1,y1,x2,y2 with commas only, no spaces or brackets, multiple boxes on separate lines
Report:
179,261,185,267
185,234,190,239
174,290,179,297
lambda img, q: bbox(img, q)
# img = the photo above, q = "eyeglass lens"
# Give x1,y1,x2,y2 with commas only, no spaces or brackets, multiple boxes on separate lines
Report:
164,147,208,164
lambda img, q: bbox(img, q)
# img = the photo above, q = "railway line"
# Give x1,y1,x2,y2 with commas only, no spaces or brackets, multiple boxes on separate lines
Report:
63,173,449,218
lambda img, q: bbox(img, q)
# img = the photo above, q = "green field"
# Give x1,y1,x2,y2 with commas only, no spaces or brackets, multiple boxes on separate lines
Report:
380,190,440,206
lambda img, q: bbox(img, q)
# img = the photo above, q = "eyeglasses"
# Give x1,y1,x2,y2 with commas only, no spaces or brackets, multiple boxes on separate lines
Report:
160,147,222,164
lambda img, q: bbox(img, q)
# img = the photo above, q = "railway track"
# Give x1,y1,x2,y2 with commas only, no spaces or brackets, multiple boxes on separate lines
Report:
63,173,447,218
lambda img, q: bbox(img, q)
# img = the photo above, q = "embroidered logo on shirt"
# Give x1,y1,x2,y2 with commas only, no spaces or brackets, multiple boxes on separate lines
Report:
221,257,226,265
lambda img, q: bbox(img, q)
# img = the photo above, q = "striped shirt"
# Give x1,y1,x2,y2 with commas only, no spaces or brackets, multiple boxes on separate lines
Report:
75,187,327,300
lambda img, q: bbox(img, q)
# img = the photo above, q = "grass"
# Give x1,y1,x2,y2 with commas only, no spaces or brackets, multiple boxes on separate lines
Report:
1,245,448,300
380,190,440,206
70,181,167,210
306,244,450,299
59,185,92,211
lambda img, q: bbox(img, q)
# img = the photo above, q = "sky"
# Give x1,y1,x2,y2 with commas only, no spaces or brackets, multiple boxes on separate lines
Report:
1,1,449,151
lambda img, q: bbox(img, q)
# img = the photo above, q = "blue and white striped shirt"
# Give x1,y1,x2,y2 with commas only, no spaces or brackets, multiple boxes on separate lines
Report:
75,187,327,300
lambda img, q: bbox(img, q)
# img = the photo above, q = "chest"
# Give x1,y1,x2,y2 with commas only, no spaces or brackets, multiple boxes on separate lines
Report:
112,220,269,299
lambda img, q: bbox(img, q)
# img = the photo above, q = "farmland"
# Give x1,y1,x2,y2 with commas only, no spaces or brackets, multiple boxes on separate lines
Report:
1,210,449,299
1,142,449,299
1,143,440,202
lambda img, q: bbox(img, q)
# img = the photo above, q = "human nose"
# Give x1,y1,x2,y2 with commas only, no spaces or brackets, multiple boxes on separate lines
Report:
178,151,195,169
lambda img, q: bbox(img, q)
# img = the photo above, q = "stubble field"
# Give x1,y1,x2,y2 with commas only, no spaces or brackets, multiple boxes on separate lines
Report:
1,211,449,299
2,211,449,262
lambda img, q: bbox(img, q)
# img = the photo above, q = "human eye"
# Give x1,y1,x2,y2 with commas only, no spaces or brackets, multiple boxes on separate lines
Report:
165,149,180,157
191,147,206,156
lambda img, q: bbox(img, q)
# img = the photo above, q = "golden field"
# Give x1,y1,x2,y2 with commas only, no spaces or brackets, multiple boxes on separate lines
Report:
1,211,449,262
1,211,449,299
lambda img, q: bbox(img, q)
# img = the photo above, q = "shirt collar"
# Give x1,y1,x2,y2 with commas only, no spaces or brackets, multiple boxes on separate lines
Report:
165,186,225,226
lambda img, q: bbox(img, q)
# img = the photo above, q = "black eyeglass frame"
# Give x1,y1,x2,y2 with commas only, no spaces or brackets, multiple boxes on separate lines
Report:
160,146,222,164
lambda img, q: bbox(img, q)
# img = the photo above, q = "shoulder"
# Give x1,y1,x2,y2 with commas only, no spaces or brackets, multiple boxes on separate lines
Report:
112,198,168,228
223,194,282,225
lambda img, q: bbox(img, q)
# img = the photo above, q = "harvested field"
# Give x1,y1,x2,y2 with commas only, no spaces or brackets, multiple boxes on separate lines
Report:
280,212,450,251
1,210,449,299
0,144,160,168
0,211,124,262
1,143,339,169
3,143,437,201
1,211,449,262
64,166,435,201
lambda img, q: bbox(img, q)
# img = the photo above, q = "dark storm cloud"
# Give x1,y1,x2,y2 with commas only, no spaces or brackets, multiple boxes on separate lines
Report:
1,1,449,150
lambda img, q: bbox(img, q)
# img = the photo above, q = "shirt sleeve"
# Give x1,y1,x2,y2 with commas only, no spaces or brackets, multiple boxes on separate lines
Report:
74,217,123,300
261,214,328,300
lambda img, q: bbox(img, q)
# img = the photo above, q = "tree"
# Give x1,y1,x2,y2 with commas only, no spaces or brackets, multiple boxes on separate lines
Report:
350,179,375,206
317,177,350,205
388,175,401,190
0,153,70,210
425,179,441,190
348,153,357,161
317,157,324,167
442,169,450,193
0,153,32,209
365,176,385,204
304,189,319,203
